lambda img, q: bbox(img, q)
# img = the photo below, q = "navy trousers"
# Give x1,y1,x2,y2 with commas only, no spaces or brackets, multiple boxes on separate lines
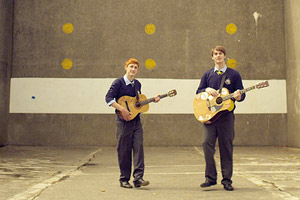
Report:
116,119,144,182
202,112,235,185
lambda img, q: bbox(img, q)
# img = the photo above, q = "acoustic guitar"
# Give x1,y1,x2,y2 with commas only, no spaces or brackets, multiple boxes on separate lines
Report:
117,89,177,120
193,81,269,124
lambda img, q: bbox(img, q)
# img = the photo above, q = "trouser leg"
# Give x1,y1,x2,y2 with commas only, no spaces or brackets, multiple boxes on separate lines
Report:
202,123,217,182
217,112,235,185
116,121,133,182
132,120,144,181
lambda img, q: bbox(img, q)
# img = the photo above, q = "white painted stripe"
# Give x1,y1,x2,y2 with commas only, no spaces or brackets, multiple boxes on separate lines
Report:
84,171,300,176
238,171,300,174
123,163,300,168
235,163,300,166
9,78,286,114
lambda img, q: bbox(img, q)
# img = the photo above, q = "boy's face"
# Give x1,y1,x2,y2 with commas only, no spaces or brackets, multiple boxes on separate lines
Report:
212,50,226,64
125,63,139,77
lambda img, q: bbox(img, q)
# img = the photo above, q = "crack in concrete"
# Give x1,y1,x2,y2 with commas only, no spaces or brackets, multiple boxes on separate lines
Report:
194,146,299,200
235,167,299,200
261,179,298,200
8,148,102,200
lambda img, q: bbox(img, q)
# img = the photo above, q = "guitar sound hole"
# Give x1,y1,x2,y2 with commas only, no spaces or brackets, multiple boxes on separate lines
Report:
135,102,141,108
216,97,223,104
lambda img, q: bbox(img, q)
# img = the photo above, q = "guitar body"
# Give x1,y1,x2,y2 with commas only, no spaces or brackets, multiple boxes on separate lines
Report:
193,88,235,124
117,89,177,121
117,94,149,120
193,81,269,124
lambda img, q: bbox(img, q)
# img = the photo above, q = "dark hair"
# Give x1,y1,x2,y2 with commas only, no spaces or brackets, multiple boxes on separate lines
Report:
211,46,226,56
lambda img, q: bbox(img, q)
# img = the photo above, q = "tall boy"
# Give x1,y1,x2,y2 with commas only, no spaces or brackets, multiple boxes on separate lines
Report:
196,46,245,191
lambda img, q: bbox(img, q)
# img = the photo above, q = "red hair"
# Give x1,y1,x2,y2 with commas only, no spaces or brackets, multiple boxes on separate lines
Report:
125,58,139,68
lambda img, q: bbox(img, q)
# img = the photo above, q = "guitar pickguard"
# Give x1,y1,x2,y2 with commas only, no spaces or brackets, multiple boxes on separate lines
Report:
211,104,223,113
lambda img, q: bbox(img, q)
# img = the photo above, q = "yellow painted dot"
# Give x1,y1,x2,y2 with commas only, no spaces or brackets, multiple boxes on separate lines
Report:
63,23,74,34
61,58,73,70
226,23,237,35
145,24,156,35
145,58,156,70
227,58,237,69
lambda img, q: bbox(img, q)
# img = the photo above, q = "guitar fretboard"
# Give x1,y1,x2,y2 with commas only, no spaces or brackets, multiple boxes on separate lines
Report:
139,93,168,106
222,85,256,101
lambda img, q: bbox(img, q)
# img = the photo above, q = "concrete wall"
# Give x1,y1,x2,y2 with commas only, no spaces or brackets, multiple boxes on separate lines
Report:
285,0,300,148
0,0,13,146
8,0,288,146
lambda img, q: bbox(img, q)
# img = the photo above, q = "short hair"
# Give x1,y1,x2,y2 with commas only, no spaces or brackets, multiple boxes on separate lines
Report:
125,58,139,68
211,46,226,56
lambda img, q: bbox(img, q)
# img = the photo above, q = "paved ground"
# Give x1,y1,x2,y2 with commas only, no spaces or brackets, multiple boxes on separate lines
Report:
1,146,300,200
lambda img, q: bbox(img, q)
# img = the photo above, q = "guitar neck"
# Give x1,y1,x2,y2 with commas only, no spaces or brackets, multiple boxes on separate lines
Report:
222,85,256,101
139,93,168,106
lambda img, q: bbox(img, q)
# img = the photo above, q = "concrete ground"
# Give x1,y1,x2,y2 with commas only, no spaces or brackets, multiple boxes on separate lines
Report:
0,146,300,200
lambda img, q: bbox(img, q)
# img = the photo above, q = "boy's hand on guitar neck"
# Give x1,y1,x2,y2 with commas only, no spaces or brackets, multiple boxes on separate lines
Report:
154,95,161,103
233,90,242,101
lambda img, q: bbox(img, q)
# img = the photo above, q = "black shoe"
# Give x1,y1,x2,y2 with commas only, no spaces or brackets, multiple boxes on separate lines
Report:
223,183,234,191
200,181,217,188
120,181,133,188
134,179,150,188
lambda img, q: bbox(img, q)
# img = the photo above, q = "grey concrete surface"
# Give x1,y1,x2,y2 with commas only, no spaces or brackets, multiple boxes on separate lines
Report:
1,146,300,200
0,0,13,146
0,146,101,200
7,114,288,147
6,0,291,147
285,0,300,147
12,0,285,80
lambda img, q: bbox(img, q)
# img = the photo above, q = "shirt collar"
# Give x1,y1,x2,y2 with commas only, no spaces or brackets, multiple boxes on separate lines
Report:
214,65,227,73
123,74,135,86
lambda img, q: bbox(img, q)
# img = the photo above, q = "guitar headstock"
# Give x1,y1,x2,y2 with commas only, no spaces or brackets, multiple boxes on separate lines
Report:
256,81,269,89
168,89,177,97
